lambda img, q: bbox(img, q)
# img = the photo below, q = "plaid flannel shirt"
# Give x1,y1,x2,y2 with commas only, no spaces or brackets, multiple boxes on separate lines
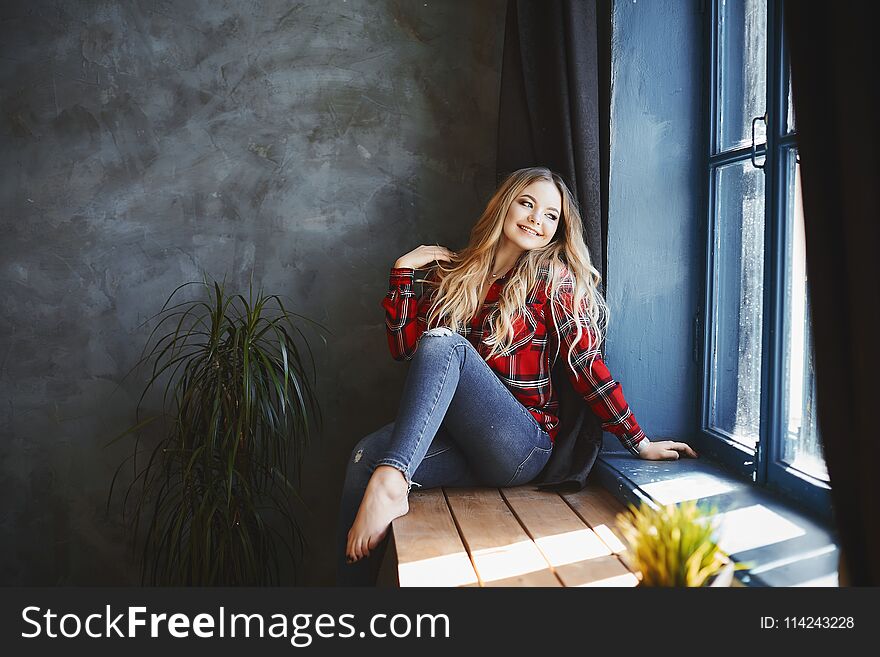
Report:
381,263,647,455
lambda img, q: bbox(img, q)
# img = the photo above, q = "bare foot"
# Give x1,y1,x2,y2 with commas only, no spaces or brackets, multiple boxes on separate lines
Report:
346,465,410,563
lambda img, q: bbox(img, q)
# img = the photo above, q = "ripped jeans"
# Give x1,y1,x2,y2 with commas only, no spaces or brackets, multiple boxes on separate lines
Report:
336,328,554,586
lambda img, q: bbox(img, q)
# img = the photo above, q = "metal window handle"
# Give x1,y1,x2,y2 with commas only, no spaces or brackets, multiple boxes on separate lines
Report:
751,112,767,169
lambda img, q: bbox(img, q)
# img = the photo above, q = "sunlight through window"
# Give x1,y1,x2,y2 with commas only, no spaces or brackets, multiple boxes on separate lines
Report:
533,528,611,567
472,539,550,583
578,572,639,587
641,473,737,505
591,524,627,554
711,504,805,554
398,551,479,587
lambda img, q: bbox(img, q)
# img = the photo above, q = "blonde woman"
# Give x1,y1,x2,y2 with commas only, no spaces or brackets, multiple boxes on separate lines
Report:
336,166,697,585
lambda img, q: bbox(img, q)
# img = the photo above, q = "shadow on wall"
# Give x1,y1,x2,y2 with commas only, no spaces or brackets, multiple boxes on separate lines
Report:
0,0,507,586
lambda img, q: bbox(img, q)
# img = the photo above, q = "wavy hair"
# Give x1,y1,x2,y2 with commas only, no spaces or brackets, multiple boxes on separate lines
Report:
419,166,609,378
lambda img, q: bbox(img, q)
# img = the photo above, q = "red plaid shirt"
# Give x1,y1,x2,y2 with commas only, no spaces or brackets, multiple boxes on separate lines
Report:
381,263,647,455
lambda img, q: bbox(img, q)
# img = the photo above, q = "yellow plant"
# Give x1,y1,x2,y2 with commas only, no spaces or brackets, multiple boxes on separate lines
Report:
615,499,751,587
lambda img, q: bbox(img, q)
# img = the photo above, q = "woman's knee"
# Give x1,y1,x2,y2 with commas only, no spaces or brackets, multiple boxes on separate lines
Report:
416,328,470,358
423,326,456,338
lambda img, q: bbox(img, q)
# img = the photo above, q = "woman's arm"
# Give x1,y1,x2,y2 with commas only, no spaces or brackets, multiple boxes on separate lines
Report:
381,246,455,361
546,286,647,457
380,267,425,361
546,284,697,460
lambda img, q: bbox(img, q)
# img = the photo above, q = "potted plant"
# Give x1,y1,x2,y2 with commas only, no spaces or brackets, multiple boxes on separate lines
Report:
106,277,328,585
615,499,752,587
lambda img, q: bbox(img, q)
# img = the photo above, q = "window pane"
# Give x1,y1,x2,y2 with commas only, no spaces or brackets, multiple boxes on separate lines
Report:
716,0,767,152
709,160,765,449
781,150,828,481
786,63,796,133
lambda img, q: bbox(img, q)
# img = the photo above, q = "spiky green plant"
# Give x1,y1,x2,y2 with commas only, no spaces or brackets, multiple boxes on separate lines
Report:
615,499,751,587
106,277,328,585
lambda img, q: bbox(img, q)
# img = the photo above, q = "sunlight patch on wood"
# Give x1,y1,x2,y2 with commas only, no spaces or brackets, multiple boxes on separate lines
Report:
590,523,628,553
471,539,549,583
533,527,611,567
398,551,480,587
577,572,640,587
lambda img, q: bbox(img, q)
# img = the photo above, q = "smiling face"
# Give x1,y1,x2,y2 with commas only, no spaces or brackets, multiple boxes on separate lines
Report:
500,179,563,254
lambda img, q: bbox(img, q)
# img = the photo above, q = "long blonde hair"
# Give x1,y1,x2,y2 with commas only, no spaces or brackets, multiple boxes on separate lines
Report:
420,166,609,378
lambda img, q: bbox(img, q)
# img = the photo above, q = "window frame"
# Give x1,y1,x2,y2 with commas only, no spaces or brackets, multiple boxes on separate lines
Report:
698,0,833,522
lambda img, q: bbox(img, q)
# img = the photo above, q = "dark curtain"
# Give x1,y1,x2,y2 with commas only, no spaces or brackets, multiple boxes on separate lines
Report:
497,0,613,492
784,5,879,585
496,0,611,290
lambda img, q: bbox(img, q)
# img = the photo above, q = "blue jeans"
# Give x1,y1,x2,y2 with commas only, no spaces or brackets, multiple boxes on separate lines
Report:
335,328,554,586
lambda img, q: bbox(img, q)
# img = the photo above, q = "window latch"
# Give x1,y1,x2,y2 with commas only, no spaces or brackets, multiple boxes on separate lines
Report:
750,113,767,169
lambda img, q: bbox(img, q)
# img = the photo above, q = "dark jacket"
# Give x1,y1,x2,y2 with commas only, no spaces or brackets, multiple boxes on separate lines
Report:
532,358,604,492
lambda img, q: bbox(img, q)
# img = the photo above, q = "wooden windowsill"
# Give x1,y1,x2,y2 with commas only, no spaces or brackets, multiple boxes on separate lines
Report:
383,480,645,587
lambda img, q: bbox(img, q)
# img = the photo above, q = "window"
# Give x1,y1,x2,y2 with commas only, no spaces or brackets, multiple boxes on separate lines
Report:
700,0,831,520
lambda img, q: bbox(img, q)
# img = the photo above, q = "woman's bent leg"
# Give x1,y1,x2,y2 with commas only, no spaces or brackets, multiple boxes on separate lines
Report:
342,329,552,580
336,421,480,586
377,330,553,490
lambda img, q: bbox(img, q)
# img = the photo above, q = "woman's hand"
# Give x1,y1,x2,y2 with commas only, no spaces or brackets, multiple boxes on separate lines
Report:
638,440,698,461
394,245,457,270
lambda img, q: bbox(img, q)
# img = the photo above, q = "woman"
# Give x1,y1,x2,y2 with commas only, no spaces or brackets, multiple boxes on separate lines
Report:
336,166,697,585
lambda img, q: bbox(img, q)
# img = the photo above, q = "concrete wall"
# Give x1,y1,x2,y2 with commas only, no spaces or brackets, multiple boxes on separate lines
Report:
605,0,704,443
0,0,506,585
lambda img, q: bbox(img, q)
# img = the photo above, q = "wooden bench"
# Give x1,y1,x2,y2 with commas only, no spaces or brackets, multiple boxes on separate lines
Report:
377,479,643,587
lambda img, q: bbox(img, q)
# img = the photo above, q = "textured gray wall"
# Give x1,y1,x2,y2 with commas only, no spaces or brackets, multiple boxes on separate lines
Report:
0,0,506,585
605,0,703,441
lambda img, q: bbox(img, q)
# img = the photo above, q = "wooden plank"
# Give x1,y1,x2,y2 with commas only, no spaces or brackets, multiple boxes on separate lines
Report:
445,487,561,587
561,481,641,579
391,488,479,587
502,486,638,587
